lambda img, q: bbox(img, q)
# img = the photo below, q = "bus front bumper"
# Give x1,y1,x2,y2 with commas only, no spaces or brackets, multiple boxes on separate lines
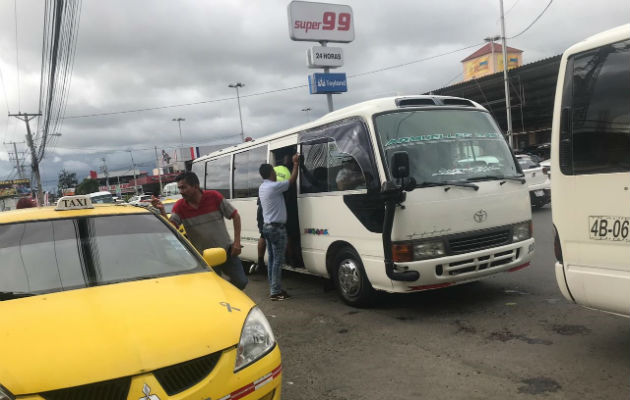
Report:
383,238,535,293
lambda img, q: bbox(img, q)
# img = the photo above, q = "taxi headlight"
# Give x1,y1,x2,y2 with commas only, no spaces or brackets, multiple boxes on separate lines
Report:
0,385,14,400
414,241,446,260
513,221,532,242
235,307,276,372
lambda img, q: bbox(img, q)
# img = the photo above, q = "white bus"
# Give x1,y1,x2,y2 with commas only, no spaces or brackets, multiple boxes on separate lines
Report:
552,24,630,317
193,96,535,306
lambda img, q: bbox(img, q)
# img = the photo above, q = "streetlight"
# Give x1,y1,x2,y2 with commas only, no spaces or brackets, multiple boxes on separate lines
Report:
172,117,185,149
228,82,245,142
483,35,501,74
301,107,312,121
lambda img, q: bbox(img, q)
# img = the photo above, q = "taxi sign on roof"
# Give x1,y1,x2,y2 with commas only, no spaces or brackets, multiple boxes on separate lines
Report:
55,195,94,211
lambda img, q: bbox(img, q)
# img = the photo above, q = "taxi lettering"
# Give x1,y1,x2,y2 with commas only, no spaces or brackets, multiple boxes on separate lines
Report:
62,198,88,208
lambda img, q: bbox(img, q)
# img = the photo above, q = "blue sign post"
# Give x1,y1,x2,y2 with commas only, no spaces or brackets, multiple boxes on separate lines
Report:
308,73,348,94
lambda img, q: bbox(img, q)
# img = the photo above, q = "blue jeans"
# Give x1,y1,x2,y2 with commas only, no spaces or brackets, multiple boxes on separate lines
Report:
214,254,248,290
263,223,287,296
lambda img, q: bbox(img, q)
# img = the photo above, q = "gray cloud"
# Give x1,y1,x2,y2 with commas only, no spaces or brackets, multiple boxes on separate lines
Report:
0,0,628,190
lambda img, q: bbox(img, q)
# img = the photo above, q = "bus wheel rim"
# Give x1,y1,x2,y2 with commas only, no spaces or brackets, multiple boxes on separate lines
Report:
338,258,361,297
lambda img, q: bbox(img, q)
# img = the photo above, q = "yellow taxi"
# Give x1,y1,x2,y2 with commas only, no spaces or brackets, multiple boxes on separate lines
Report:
0,196,282,400
162,197,187,235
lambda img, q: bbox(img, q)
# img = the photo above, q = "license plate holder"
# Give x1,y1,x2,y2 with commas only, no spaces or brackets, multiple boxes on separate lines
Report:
589,216,630,242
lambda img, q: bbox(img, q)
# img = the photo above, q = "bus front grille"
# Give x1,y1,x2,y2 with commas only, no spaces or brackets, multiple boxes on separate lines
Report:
448,229,511,254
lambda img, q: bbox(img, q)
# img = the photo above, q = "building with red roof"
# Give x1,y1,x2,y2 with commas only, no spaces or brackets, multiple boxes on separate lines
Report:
462,42,523,81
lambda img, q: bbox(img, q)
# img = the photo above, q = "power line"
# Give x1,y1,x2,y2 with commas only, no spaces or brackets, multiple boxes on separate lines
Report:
63,41,485,120
508,0,553,39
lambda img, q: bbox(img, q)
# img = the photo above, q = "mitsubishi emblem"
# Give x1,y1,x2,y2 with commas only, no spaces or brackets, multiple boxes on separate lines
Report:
473,209,488,223
139,384,160,400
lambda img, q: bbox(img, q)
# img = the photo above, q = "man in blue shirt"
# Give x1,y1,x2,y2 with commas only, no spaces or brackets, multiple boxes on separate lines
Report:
258,154,299,300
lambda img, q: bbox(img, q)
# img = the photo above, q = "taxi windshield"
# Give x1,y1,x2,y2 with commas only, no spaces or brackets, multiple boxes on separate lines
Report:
0,214,205,298
375,109,519,184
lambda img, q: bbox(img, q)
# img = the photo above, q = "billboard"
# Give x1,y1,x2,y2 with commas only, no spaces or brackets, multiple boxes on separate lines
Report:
307,46,343,68
308,73,348,94
0,178,31,199
288,1,354,43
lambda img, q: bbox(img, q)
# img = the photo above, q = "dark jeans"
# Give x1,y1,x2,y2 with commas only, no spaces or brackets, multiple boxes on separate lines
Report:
214,254,248,290
262,223,287,296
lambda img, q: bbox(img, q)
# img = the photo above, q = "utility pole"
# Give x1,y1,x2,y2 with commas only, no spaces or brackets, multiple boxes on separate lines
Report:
4,141,25,179
100,157,110,189
499,0,513,148
154,146,163,195
127,150,139,195
9,112,43,205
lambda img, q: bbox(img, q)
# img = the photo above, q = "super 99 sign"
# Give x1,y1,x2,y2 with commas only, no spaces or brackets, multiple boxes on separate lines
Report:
288,1,354,43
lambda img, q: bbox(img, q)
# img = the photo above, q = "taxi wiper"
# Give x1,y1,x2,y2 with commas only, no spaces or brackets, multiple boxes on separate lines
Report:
0,291,35,301
418,181,479,191
467,175,526,184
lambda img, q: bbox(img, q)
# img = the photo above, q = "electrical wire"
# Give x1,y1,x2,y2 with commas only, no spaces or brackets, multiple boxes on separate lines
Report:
508,0,553,39
63,41,485,120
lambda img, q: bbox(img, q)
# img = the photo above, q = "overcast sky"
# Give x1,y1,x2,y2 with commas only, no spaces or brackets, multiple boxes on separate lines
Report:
0,0,628,191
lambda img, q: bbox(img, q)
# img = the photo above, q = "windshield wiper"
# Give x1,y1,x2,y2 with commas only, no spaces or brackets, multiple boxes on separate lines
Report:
0,291,35,301
418,181,479,191
467,175,526,184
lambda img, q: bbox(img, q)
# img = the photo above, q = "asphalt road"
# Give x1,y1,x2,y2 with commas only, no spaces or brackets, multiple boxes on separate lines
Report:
243,205,630,400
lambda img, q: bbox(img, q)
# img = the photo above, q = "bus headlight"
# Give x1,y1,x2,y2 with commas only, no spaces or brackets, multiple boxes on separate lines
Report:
235,307,276,372
513,221,532,242
393,241,446,262
414,241,446,260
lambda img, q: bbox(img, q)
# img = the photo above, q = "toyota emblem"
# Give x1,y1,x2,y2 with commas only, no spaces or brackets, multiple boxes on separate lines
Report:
473,209,488,223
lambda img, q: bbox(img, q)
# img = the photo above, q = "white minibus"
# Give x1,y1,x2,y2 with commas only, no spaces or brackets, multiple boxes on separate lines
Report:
88,191,114,204
552,24,630,317
193,96,535,306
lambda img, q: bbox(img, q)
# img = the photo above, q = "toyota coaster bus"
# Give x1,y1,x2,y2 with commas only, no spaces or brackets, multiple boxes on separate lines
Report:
193,96,535,306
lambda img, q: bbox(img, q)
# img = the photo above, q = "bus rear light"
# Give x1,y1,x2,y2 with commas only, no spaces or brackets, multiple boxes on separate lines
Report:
392,244,413,262
553,225,563,263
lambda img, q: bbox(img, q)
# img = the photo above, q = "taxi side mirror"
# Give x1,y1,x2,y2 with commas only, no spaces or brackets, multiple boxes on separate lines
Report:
203,248,227,267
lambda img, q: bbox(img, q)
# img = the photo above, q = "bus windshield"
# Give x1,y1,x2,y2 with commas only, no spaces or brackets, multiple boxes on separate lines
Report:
374,109,519,185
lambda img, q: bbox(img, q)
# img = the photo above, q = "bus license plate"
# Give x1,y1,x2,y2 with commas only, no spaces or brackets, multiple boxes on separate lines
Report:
589,216,630,242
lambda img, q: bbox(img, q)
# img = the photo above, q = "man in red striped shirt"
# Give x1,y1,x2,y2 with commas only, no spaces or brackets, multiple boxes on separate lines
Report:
153,172,248,289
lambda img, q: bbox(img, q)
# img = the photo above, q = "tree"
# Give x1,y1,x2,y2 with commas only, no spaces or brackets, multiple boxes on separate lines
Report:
75,178,100,195
57,169,78,196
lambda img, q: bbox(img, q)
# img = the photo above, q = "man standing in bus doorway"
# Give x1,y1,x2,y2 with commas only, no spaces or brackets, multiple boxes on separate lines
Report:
259,154,299,301
274,154,303,268
151,172,248,290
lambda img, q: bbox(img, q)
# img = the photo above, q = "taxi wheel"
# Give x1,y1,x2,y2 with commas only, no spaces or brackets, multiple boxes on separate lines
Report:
332,248,375,307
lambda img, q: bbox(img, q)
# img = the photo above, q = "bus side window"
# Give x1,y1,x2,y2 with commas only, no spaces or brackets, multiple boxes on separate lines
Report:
205,157,231,198
300,142,365,193
300,143,330,193
233,147,266,199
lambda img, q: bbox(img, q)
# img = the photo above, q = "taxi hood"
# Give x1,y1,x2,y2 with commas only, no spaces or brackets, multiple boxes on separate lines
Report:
0,272,254,395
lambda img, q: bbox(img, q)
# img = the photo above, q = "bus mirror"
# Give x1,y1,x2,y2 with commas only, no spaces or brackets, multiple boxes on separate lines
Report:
403,176,416,192
391,152,410,179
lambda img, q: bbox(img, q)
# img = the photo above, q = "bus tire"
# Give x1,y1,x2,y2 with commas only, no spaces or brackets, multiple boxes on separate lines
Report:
332,248,375,307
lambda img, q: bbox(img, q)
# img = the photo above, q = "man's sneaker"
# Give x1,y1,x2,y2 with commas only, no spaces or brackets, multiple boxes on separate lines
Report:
270,291,290,301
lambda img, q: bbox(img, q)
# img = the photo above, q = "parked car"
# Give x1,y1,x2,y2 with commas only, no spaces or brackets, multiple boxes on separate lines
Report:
539,159,551,180
128,193,152,204
516,154,551,208
0,195,282,399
